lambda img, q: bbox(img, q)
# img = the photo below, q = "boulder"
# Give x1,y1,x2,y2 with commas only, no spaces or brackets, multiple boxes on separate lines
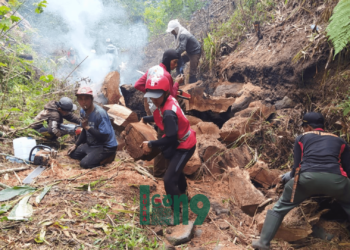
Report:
186,115,203,126
248,161,282,188
183,147,201,175
165,221,195,246
191,122,220,138
275,96,294,110
228,167,265,216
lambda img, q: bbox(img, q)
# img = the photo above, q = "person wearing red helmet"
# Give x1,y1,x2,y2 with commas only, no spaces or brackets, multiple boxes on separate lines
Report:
135,49,184,114
140,76,196,213
67,86,118,169
135,49,184,177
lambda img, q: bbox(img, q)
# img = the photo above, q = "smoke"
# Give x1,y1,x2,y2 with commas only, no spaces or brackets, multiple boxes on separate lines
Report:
20,0,148,101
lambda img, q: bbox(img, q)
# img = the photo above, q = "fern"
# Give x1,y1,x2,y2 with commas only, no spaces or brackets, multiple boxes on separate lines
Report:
326,0,350,56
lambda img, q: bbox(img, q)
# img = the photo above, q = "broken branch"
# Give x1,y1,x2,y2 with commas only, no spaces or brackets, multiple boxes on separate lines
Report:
0,166,30,174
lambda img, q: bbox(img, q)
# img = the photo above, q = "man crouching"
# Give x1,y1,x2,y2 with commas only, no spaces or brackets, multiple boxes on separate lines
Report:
67,86,118,169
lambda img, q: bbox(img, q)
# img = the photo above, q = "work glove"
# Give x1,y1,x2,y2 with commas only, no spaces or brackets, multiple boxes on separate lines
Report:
281,171,292,183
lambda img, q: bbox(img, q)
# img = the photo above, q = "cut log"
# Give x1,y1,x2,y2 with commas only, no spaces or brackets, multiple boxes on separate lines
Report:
124,122,158,161
228,167,265,216
120,85,147,119
183,147,201,175
102,71,121,104
191,122,220,138
257,204,313,241
248,161,282,188
197,135,226,175
186,115,203,126
104,104,139,127
213,82,244,98
236,101,275,119
179,81,235,113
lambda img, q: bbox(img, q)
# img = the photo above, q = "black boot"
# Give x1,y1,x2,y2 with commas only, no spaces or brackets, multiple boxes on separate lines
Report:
251,210,283,250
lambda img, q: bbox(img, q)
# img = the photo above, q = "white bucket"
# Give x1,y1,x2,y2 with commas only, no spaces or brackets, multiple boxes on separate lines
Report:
13,137,37,161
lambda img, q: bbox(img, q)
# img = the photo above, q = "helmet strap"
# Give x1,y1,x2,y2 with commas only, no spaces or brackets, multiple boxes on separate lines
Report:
160,91,169,107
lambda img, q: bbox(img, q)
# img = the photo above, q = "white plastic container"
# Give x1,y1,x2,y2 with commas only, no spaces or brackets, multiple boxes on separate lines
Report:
13,137,37,161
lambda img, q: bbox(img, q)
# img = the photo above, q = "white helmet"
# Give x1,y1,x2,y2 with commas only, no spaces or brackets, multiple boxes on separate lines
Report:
166,19,180,33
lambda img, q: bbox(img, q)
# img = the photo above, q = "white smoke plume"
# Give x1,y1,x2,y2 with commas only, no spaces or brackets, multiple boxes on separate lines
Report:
20,0,148,102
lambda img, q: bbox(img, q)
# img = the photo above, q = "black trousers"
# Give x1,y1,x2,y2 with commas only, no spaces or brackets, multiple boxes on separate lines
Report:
69,143,117,169
163,146,196,207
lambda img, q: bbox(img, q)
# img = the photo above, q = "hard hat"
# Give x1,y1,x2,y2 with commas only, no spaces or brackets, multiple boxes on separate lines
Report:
76,86,93,96
57,97,77,111
166,19,180,33
144,76,169,98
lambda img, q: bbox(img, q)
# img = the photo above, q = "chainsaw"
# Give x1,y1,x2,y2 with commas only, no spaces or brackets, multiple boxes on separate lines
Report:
60,124,82,136
23,145,58,184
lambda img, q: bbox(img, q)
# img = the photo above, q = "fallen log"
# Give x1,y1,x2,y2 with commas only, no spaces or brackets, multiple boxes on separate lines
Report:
104,104,139,127
229,167,265,216
217,144,252,170
102,71,121,104
124,122,158,161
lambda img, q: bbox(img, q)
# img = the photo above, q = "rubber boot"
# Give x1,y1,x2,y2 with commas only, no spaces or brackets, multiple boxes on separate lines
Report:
251,210,283,250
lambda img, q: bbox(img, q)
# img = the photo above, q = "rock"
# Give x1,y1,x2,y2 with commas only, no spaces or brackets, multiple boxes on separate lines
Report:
103,104,139,128
207,144,252,174
157,240,175,250
219,222,230,230
213,82,244,97
228,167,266,216
311,225,334,241
191,122,220,138
248,161,282,188
230,95,252,115
165,221,195,246
186,115,203,126
197,135,226,174
275,96,294,110
256,203,324,241
165,228,173,234
194,229,203,237
219,116,256,143
183,146,201,175
211,202,230,215
154,226,163,236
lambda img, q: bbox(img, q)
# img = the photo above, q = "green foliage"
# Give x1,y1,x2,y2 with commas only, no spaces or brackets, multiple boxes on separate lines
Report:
326,0,350,57
33,0,48,14
203,33,217,70
143,0,205,37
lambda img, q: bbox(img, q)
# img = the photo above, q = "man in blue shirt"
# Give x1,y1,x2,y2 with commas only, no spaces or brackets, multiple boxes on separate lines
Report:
67,86,118,169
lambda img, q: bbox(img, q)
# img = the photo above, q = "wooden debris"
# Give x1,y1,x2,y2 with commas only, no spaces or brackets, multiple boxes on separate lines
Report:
0,182,11,189
228,167,265,216
248,161,282,188
198,135,226,175
102,71,121,104
124,122,158,161
179,81,235,113
0,166,30,175
104,104,139,127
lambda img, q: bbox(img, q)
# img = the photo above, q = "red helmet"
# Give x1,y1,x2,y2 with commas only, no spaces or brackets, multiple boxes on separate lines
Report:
144,76,170,98
76,86,93,96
